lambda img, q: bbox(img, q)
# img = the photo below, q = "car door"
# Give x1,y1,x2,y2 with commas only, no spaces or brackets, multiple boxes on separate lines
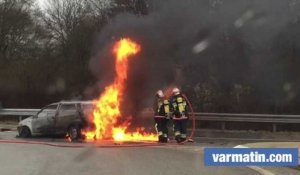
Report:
55,104,79,134
32,104,57,135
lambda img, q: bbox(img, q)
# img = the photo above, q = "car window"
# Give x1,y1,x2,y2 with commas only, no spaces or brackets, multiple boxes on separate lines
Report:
37,111,47,118
45,105,58,110
37,104,58,118
81,104,94,113
59,104,77,116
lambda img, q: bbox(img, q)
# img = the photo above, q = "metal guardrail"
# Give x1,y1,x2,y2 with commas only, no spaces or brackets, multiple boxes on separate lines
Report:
194,112,300,122
1,109,300,132
0,108,40,121
194,112,300,132
0,109,40,116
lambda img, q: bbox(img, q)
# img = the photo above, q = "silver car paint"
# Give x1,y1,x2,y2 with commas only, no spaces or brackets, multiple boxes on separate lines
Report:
18,101,95,136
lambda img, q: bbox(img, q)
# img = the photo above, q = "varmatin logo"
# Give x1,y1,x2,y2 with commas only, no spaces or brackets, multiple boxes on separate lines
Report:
204,148,298,166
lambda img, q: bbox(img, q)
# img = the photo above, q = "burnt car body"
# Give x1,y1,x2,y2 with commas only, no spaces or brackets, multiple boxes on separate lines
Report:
17,101,95,140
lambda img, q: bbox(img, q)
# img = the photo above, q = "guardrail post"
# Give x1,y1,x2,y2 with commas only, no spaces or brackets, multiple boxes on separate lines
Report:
19,116,22,122
272,123,277,132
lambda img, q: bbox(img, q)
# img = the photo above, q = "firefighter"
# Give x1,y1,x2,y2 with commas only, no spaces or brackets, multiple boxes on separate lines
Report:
153,90,170,143
170,87,189,143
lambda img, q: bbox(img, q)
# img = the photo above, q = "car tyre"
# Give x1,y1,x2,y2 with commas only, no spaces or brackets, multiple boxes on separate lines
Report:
68,125,81,141
19,126,31,138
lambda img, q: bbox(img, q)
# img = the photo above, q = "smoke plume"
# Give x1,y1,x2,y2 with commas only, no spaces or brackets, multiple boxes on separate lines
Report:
90,0,300,115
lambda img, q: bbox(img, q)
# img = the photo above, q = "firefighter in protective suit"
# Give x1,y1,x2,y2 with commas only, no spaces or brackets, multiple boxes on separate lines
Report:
153,90,170,143
170,88,189,143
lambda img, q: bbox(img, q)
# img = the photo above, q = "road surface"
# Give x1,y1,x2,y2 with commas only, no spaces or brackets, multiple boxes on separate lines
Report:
0,131,278,175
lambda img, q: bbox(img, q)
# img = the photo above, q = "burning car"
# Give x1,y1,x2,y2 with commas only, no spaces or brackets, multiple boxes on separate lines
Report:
17,38,157,143
17,101,95,141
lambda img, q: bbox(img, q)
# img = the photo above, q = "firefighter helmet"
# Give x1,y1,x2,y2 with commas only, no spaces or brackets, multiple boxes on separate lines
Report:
172,88,180,95
156,90,164,98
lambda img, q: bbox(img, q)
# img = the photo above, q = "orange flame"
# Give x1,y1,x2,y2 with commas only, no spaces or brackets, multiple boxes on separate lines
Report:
84,38,157,142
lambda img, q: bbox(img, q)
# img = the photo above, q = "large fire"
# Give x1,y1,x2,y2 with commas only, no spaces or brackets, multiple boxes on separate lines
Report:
84,38,157,142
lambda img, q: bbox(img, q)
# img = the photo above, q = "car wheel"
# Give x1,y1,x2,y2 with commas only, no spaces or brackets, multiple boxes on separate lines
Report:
68,125,81,141
19,126,31,138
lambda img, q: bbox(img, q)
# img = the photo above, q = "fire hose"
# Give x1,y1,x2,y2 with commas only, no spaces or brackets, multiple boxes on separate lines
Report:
181,94,196,144
0,139,167,148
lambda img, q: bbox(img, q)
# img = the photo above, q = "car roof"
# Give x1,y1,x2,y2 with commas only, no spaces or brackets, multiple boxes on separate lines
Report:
46,101,96,107
59,101,97,105
48,103,59,106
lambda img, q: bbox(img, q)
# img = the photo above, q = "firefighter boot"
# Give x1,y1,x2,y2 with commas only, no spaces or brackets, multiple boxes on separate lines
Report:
180,134,187,143
174,131,181,143
158,135,164,143
162,134,168,143
175,135,181,143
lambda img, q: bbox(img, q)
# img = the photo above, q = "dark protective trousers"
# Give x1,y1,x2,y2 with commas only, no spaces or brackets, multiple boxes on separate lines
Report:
173,119,188,140
154,118,169,138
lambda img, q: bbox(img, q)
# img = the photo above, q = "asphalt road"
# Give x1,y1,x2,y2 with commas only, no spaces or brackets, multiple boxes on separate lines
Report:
0,131,260,175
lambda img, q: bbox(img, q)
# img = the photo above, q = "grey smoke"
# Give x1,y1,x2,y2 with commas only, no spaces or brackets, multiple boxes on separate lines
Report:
90,0,300,115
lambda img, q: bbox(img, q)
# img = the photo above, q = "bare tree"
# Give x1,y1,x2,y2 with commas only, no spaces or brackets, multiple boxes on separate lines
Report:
87,0,116,18
0,0,37,60
42,0,88,47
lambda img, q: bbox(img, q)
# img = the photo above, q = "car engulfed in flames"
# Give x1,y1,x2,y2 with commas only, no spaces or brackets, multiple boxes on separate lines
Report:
82,38,157,142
